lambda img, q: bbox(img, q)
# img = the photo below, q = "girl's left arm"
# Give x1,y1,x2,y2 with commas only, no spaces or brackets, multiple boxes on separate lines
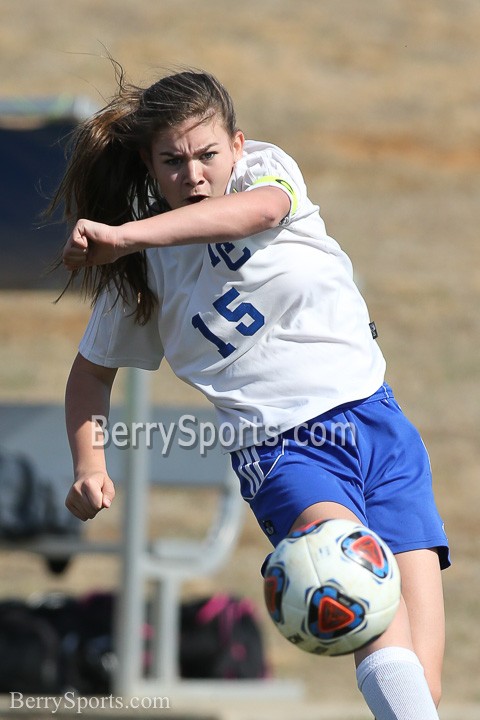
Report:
63,186,290,270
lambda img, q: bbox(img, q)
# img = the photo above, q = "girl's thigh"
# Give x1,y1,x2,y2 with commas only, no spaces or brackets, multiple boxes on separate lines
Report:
354,548,444,706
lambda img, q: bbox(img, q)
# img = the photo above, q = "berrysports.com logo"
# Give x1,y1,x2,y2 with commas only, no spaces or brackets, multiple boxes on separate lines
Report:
10,691,171,714
91,413,356,456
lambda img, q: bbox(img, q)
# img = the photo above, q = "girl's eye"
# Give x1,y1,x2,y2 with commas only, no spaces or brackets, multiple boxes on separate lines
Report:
163,151,216,167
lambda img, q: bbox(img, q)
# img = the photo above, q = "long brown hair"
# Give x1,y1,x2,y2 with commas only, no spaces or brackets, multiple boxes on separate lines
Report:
50,62,238,324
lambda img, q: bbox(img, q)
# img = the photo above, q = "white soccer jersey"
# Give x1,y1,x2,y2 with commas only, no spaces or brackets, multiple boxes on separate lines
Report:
79,140,386,449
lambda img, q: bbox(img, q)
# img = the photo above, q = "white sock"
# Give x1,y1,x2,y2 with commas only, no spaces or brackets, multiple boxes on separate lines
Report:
356,647,439,720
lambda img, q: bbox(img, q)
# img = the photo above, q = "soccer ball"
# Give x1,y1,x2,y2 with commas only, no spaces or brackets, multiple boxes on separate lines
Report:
263,518,401,656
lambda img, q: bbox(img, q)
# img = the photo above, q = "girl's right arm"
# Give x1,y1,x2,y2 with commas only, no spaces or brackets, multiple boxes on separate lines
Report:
65,352,118,521
62,186,291,269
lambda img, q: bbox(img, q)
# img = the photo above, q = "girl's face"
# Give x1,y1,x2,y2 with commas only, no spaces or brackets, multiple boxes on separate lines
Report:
142,114,244,210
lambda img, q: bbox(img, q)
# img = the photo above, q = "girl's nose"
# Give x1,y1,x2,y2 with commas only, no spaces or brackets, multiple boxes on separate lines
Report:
185,159,202,185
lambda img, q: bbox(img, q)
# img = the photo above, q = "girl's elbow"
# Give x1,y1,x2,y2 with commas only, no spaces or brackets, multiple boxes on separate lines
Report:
264,189,292,228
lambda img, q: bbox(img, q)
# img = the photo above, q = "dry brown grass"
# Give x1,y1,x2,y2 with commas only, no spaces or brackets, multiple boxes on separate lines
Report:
1,0,480,706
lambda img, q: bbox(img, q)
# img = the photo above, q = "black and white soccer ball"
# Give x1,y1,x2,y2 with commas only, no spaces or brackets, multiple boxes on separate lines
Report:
263,518,401,656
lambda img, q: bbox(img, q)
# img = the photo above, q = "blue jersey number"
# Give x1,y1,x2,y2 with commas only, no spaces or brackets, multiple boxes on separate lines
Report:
192,287,265,358
207,242,251,270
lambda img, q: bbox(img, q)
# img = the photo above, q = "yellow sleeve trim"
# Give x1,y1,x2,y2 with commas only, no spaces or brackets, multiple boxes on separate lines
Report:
251,176,298,217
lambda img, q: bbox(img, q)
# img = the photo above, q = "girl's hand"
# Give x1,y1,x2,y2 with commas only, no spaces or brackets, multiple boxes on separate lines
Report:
62,219,123,270
65,471,116,521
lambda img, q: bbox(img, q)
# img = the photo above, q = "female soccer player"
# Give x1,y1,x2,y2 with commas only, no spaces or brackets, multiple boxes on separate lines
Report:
54,67,449,719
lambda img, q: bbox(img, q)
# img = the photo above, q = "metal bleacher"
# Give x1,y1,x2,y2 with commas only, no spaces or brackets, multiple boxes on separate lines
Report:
0,368,303,702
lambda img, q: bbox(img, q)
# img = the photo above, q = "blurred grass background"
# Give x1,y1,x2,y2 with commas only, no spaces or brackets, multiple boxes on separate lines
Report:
1,0,479,706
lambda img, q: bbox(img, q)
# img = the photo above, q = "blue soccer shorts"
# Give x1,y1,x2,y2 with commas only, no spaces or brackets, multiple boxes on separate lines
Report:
230,383,450,569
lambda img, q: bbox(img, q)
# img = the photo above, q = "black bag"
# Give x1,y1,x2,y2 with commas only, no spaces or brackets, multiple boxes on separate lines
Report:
73,592,120,694
0,452,42,538
180,594,268,680
0,600,62,693
0,449,81,573
32,592,148,695
0,592,118,695
0,449,80,539
0,592,268,694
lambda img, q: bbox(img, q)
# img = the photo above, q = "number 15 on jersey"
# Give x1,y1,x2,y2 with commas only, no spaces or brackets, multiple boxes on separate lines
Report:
192,287,265,358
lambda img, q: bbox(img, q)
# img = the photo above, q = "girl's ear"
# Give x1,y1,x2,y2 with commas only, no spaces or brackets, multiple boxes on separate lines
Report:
232,130,245,162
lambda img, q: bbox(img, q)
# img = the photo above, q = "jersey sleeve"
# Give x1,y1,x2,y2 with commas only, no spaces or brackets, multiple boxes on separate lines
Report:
230,141,305,226
78,287,164,370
